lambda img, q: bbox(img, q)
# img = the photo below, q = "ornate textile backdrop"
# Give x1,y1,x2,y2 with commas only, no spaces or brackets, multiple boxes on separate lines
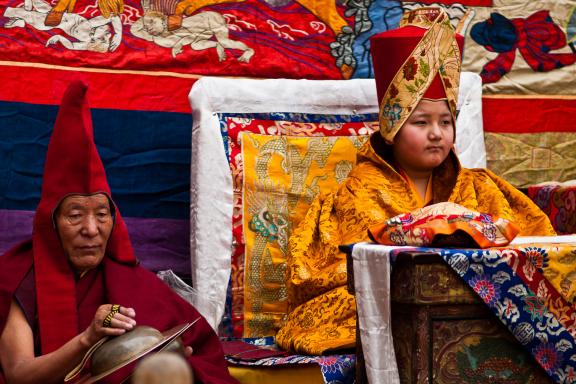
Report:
0,0,574,281
221,112,377,337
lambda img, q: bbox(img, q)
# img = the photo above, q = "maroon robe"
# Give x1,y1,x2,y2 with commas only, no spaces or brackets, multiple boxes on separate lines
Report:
0,81,238,383
0,245,237,383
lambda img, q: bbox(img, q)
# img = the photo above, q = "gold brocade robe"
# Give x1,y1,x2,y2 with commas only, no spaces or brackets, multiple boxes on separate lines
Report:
276,135,556,355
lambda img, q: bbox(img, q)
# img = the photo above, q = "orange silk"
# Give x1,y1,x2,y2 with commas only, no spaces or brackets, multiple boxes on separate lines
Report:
275,137,556,355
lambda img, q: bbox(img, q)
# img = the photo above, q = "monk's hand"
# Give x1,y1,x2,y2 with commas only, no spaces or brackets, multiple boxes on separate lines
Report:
81,304,137,347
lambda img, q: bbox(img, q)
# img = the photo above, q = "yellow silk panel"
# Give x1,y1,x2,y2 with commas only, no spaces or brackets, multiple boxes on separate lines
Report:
229,365,324,384
241,132,369,337
538,245,576,303
485,132,576,188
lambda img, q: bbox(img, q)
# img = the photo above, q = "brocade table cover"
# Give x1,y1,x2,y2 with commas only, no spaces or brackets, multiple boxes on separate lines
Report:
351,236,576,384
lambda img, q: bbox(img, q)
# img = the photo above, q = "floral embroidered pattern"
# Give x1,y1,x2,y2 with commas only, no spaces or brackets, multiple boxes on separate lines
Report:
470,274,501,307
319,355,354,374
523,294,547,321
382,103,402,129
524,247,548,270
533,343,563,374
439,243,576,383
403,57,418,80
481,223,497,241
521,246,549,281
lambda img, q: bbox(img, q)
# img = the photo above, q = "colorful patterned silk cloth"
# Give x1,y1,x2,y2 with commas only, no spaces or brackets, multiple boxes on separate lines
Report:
440,239,576,383
351,238,576,384
528,182,576,235
224,337,356,384
369,202,520,248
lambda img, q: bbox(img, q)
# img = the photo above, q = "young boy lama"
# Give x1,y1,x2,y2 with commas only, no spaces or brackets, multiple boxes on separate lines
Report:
276,7,555,355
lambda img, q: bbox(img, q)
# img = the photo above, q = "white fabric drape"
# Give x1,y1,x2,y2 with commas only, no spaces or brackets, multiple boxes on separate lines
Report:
455,72,486,168
351,242,405,384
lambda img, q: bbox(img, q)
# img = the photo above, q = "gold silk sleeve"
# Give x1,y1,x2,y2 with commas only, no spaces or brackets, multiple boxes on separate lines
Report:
453,169,556,236
285,192,346,309
284,167,407,313
278,191,357,355
277,163,414,355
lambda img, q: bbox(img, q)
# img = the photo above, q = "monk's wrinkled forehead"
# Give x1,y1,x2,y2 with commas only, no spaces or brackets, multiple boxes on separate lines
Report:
54,193,113,218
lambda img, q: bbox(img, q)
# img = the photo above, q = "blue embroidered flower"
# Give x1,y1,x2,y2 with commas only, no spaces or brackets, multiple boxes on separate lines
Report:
319,355,355,381
533,342,563,374
320,356,345,374
470,274,501,307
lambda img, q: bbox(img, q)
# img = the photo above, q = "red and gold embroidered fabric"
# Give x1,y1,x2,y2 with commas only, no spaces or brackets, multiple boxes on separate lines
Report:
371,7,461,142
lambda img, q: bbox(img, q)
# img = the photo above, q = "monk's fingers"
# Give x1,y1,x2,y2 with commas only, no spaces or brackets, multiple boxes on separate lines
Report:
96,304,112,317
117,305,136,319
104,315,135,330
114,312,137,328
101,305,134,329
101,325,129,337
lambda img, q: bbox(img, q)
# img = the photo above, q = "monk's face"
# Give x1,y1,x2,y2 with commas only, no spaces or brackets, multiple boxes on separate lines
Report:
55,193,114,274
392,99,454,174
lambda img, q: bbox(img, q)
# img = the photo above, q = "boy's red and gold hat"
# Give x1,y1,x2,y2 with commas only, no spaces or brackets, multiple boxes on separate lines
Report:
370,7,464,142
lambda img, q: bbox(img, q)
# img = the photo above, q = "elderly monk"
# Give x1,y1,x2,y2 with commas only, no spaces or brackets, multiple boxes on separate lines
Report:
0,81,238,384
275,7,556,355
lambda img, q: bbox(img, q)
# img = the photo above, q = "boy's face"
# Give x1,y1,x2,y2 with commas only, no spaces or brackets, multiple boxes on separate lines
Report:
392,99,454,175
